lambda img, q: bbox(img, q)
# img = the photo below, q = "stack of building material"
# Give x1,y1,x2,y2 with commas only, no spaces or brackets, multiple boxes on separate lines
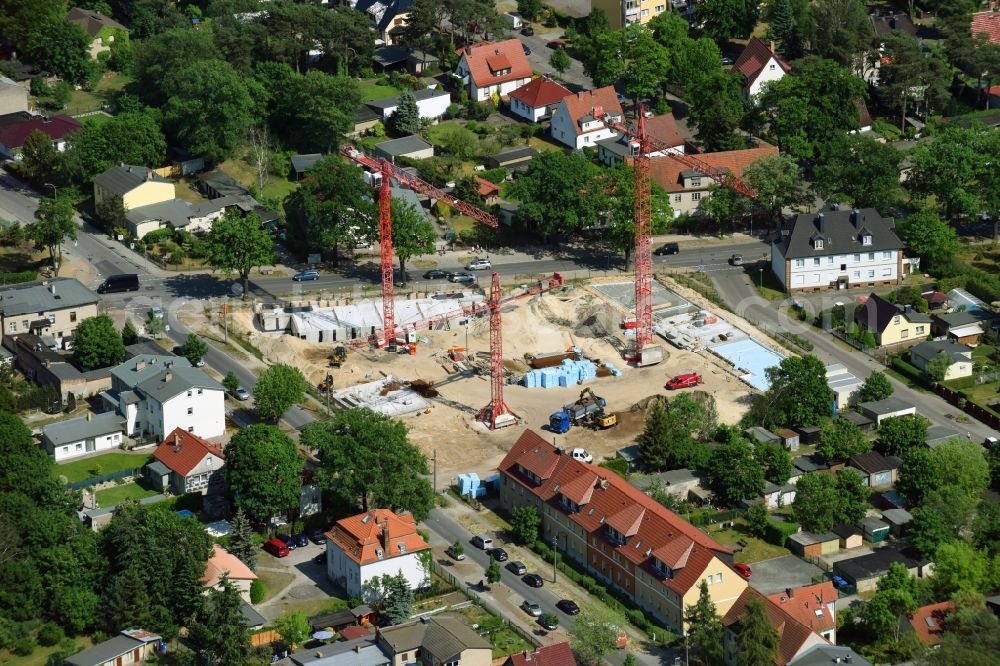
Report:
522,358,598,388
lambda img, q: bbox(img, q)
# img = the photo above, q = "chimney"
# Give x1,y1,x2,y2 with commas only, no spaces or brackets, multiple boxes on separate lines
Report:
818,213,825,233
49,283,56,296
770,40,776,53
135,360,146,371
465,46,472,55
163,370,172,382
354,645,362,654
889,16,897,28
851,208,860,227
145,169,152,181
86,412,93,422
380,524,390,550
174,432,181,453
786,587,793,598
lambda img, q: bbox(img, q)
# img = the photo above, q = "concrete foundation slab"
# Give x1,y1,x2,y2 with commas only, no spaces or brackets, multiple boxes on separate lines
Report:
329,376,430,417
591,280,692,314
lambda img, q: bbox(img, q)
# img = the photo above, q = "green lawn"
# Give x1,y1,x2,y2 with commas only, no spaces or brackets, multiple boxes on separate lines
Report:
0,637,94,666
706,519,791,564
95,482,159,507
356,78,403,102
55,452,152,484
973,344,996,359
62,72,132,116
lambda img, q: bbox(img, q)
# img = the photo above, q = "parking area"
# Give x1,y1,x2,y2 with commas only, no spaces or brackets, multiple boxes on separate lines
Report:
747,555,825,595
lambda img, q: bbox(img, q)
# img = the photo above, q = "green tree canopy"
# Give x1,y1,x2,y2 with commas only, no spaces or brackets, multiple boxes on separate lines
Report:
876,414,929,457
858,371,893,403
73,314,126,370
878,31,952,132
897,208,961,270
737,597,779,666
817,417,872,462
121,319,139,346
742,154,810,226
686,69,746,152
227,508,257,572
181,333,209,366
748,354,833,428
685,580,724,666
910,485,978,557
637,394,716,471
386,199,436,280
223,425,304,521
509,152,606,237
25,17,93,84
550,47,571,75
710,433,765,505
18,129,61,183
697,0,761,43
756,442,793,485
31,196,77,270
906,125,987,221
812,135,902,213
204,211,275,299
63,112,167,184
510,506,541,544
793,472,841,532
390,89,423,135
253,363,308,422
190,575,261,665
275,612,311,651
570,605,624,666
812,0,873,73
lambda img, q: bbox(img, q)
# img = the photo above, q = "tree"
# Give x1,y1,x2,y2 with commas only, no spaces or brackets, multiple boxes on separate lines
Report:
897,447,939,504
390,89,423,136
910,485,978,557
275,612,311,651
253,364,308,422
817,418,871,462
742,155,808,228
930,438,990,501
756,443,793,485
119,319,139,347
31,196,77,271
812,0,873,73
878,31,951,131
223,425,304,522
862,563,919,643
18,130,60,183
63,112,167,183
223,372,240,395
897,209,961,270
387,199,436,280
907,125,985,221
190,575,260,666
698,184,752,235
181,334,208,367
510,506,541,545
73,315,126,370
926,352,954,382
549,47,571,76
302,408,434,521
637,395,715,471
710,435,765,505
836,468,870,525
570,605,624,665
685,69,746,152
685,580,724,666
737,597,779,666
932,541,994,597
605,161,673,266
362,572,413,624
793,472,841,532
485,557,501,587
926,601,1000,665
858,371,893,403
876,414,929,457
25,18,92,84
283,71,361,153
749,355,833,428
746,503,770,537
204,211,274,300
812,135,902,213
509,152,606,237
227,508,257,572
246,125,271,195
697,0,760,43
517,0,543,20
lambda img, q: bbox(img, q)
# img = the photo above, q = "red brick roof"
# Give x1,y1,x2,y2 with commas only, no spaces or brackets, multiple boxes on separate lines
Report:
498,430,733,598
971,10,1000,45
645,114,685,149
339,625,374,641
0,115,81,151
153,427,225,477
506,642,578,666
202,544,257,586
509,76,572,108
458,40,532,88
907,601,954,645
732,37,790,84
476,177,500,197
648,144,778,192
558,86,623,136
854,99,873,128
723,587,823,665
766,582,837,635
325,509,430,566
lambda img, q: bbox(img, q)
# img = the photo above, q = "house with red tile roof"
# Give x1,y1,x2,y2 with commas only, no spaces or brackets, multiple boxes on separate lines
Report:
904,600,954,645
722,587,829,665
509,76,572,122
498,430,747,633
648,143,778,216
0,114,81,160
504,642,577,666
325,509,431,598
455,40,533,102
971,9,1000,45
148,427,226,495
597,113,686,166
732,38,791,99
202,543,257,602
767,582,838,644
550,86,623,150
476,177,500,205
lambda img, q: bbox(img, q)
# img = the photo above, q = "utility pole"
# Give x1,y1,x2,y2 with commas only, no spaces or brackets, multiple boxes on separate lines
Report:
432,449,437,494
551,534,558,583
222,302,228,344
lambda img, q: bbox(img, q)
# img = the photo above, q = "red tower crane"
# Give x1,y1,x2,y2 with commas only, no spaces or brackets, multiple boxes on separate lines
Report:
476,272,519,429
339,146,499,345
605,109,757,361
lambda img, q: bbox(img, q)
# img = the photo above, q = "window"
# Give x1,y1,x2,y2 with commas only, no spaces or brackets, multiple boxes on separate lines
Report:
853,253,860,262
868,252,875,261
863,234,872,245
584,136,590,143
7,322,14,333
606,526,626,545
795,259,805,267
655,4,665,11
882,268,892,277
75,443,82,450
883,251,892,259
21,320,28,330
813,258,820,266
70,311,77,322
691,192,701,201
198,389,203,395
674,194,682,203
715,573,722,583
706,576,713,585
187,426,194,432
916,325,925,334
769,63,776,70
641,8,649,16
868,270,874,278
827,256,834,264
375,548,384,559
187,390,192,397
894,315,900,324
901,329,909,339
691,178,702,187
814,239,824,250
187,407,193,415
853,271,860,278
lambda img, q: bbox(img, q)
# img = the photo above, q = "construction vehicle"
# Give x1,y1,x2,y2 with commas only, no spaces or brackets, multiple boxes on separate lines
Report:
549,389,618,433
665,372,703,390
329,346,347,368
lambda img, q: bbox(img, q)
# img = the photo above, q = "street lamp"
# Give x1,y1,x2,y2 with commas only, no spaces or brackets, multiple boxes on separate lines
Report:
45,183,57,199
759,267,764,289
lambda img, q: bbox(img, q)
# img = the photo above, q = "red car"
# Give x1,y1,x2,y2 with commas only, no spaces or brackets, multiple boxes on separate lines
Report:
733,563,752,579
665,372,703,390
547,40,566,49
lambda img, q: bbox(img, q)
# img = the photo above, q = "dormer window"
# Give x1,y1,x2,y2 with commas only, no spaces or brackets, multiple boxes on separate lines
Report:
862,234,872,246
398,543,406,553
690,178,701,188
375,548,384,560
606,525,626,545
560,495,580,513
814,238,824,250
653,559,673,579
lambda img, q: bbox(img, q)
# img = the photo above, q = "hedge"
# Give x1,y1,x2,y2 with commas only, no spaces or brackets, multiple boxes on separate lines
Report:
598,458,629,478
890,357,927,386
0,270,37,285
764,519,800,547
250,579,266,604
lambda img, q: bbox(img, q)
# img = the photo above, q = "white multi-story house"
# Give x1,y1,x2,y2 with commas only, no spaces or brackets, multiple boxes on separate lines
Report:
454,40,532,102
771,207,905,293
508,76,571,122
101,354,226,441
550,86,622,150
148,427,226,495
325,509,431,599
732,37,790,100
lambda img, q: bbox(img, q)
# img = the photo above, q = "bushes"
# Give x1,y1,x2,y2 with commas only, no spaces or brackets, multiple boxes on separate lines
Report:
764,519,800,547
36,623,64,647
0,270,37,284
890,357,927,386
250,579,267,604
12,637,36,656
598,458,628,478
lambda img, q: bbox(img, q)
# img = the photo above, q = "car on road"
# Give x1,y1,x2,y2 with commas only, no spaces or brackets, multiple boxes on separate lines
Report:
449,272,476,284
729,254,744,266
276,534,296,550
489,547,509,562
293,533,309,547
446,544,466,561
293,270,320,281
547,40,566,49
521,26,534,36
423,269,449,280
522,43,531,56
234,387,251,401
149,305,164,319
733,563,752,578
522,573,544,588
654,242,680,255
308,528,326,544
314,552,327,565
831,575,849,589
570,447,593,463
556,599,580,615
666,372,703,390
466,258,492,270
521,600,542,617
507,561,527,575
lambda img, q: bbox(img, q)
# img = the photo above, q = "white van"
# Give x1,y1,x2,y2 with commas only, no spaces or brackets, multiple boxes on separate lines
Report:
472,534,493,550
503,12,523,28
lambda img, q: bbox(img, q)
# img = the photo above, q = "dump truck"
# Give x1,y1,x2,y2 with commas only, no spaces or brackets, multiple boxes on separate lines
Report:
549,389,617,433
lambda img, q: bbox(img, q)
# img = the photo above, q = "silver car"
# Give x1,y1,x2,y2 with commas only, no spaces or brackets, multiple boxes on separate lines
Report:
521,600,542,617
466,258,492,271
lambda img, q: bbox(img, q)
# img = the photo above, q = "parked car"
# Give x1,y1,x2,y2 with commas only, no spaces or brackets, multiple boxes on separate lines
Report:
570,447,593,463
547,40,566,49
540,613,559,630
471,534,493,550
149,305,164,320
653,242,680,255
522,573,544,588
831,575,849,589
276,534,296,550
490,548,509,562
446,544,466,561
521,600,542,617
449,272,476,284
293,270,320,281
721,56,735,65
314,552,327,565
521,26,534,36
423,269,449,280
729,254,744,266
507,560,527,575
665,372,703,390
264,537,289,558
466,258,492,270
293,533,309,548
522,43,531,56
556,599,580,615
733,563,752,578
234,387,251,401
307,528,326,544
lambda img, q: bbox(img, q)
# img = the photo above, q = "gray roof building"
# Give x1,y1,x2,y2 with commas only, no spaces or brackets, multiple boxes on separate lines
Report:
134,364,224,403
291,153,323,175
857,396,916,417
909,339,973,365
486,146,539,168
925,425,961,448
65,630,161,666
279,636,389,666
197,169,250,199
42,412,124,447
110,354,190,388
374,135,434,159
0,278,98,317
125,198,194,229
379,617,490,664
881,508,913,528
789,644,873,666
774,207,903,260
94,164,169,196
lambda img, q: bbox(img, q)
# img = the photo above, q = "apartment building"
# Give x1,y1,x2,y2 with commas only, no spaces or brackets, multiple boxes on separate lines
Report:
592,0,671,30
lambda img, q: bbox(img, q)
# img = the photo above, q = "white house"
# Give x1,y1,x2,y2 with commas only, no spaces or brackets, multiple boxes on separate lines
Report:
325,509,431,599
550,86,623,150
508,76,571,122
826,364,864,411
366,88,451,123
148,427,226,495
771,207,904,293
731,37,790,100
908,340,974,381
101,354,226,441
454,40,533,102
41,412,124,462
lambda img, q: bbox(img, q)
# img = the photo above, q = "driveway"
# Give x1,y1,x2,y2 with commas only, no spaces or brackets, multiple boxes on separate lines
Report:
255,538,339,622
747,555,824,596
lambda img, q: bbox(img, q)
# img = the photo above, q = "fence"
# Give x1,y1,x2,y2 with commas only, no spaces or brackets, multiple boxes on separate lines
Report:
251,630,280,648
930,383,1000,430
68,467,145,490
